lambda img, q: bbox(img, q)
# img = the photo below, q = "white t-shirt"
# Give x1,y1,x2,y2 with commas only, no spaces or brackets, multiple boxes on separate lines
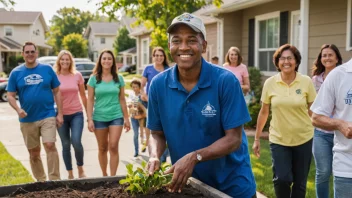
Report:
310,58,352,178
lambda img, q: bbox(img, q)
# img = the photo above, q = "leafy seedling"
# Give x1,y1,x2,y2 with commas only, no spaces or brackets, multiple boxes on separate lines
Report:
119,161,173,195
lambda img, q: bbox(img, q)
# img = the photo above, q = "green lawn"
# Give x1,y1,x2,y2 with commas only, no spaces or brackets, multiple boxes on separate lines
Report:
247,136,333,198
0,141,34,186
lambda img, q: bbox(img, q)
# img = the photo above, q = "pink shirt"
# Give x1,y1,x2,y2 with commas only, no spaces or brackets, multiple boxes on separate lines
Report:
58,72,84,115
224,63,249,85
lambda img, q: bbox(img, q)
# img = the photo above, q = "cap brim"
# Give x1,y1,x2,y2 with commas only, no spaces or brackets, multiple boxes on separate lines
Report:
167,22,200,34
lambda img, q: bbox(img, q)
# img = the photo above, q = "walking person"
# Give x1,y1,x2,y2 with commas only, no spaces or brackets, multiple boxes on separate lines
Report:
87,49,130,176
311,44,342,198
311,54,352,198
147,13,256,197
6,41,62,181
54,50,88,179
223,46,250,94
140,47,170,154
252,44,316,198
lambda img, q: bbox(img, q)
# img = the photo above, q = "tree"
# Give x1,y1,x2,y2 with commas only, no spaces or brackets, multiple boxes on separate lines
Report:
0,0,14,7
98,0,222,55
47,7,101,54
62,33,88,58
113,27,136,55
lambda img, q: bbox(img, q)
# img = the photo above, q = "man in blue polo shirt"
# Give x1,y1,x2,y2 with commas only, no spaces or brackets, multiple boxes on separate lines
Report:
147,13,256,198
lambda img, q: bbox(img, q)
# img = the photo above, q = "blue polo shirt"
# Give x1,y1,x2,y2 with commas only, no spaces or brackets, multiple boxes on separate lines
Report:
147,58,256,198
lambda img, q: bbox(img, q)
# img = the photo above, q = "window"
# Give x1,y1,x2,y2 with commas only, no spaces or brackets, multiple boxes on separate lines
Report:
255,12,280,75
4,26,13,36
141,38,150,66
100,37,105,44
291,10,301,50
347,0,352,50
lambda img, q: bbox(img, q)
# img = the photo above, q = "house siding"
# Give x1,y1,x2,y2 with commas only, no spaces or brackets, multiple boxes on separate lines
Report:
0,25,30,45
30,19,46,46
203,23,218,61
137,33,151,74
93,35,116,53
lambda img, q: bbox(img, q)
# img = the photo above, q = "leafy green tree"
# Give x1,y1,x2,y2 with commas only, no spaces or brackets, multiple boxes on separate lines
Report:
0,0,14,7
47,7,101,54
62,33,88,58
113,27,136,55
98,0,222,54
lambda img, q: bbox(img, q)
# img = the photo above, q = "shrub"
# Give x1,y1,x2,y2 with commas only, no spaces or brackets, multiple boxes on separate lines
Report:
5,55,24,74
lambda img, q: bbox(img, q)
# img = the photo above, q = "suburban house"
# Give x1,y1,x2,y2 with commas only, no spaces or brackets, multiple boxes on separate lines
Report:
84,22,121,62
116,46,137,68
0,8,51,72
126,0,352,77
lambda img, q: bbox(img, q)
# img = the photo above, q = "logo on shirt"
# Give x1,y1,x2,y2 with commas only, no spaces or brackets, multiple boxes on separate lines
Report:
201,101,217,117
345,87,352,105
24,74,43,85
296,89,302,94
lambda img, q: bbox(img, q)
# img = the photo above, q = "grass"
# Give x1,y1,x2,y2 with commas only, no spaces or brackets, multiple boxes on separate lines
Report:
0,141,34,186
247,136,333,198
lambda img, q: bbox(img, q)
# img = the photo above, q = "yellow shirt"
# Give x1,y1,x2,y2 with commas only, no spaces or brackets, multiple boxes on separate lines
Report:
261,72,316,146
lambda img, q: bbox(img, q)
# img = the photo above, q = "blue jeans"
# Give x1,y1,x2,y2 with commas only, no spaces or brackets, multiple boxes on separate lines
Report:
270,139,312,198
313,129,334,198
131,118,139,155
334,176,352,198
160,148,169,163
57,111,84,170
93,118,124,129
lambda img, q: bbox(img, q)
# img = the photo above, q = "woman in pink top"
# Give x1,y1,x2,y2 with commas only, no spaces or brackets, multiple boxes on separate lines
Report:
54,50,88,179
223,47,250,94
311,44,342,198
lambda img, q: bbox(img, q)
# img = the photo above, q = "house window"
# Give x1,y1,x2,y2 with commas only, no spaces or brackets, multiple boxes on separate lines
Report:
100,37,105,44
347,0,352,50
141,38,150,66
4,26,13,36
255,12,280,75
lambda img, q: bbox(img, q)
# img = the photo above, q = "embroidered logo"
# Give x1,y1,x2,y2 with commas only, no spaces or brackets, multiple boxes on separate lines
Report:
296,89,302,94
201,101,217,117
345,87,352,105
177,13,194,22
24,74,43,85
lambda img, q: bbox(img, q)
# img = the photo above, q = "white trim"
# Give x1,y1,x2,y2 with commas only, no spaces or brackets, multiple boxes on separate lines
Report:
290,10,300,48
255,11,280,75
4,26,14,37
136,37,141,74
347,0,352,51
218,18,224,65
141,37,150,67
298,0,309,75
262,71,278,76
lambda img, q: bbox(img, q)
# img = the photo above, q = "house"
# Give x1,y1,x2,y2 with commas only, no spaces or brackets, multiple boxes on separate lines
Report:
116,46,137,68
0,8,51,72
197,0,352,76
125,14,222,74
84,22,121,62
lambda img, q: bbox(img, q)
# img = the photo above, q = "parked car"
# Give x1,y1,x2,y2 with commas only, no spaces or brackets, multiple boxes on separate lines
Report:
119,64,136,74
37,56,92,65
0,82,8,102
0,77,8,83
75,62,96,84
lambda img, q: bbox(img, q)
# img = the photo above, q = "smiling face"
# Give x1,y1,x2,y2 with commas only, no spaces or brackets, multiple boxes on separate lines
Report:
229,50,238,65
321,48,338,70
168,24,207,70
59,54,71,71
153,50,165,66
278,49,297,75
101,52,113,70
22,45,38,65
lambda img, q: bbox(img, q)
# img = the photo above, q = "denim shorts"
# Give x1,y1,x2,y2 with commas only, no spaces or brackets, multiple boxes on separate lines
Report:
93,118,124,129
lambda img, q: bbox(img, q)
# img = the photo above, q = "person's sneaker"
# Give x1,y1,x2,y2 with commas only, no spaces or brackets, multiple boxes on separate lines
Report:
141,145,147,153
133,153,139,160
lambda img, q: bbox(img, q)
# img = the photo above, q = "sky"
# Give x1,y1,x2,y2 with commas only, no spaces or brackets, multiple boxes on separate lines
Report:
8,0,103,25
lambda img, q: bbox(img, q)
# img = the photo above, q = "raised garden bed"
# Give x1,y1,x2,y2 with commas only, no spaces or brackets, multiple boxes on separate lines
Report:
0,176,230,198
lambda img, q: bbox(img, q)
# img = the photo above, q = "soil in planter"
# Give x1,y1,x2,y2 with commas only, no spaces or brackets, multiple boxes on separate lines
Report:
10,181,206,198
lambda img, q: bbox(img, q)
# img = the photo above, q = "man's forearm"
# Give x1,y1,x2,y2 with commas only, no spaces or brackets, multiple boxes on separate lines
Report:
312,113,341,131
8,95,20,112
148,131,167,159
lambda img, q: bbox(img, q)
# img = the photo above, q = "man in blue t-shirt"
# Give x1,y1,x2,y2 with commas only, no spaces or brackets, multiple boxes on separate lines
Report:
146,13,256,198
6,42,63,181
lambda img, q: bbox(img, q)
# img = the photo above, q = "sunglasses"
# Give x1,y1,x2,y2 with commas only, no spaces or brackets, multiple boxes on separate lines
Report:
24,50,36,54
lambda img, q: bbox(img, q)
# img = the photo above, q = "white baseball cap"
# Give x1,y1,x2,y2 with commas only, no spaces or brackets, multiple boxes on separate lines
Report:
167,13,206,40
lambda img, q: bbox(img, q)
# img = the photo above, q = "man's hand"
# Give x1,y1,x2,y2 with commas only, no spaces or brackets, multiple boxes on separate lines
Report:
164,152,197,193
88,120,95,132
147,157,161,175
141,93,148,102
337,120,352,139
17,109,27,118
56,113,63,128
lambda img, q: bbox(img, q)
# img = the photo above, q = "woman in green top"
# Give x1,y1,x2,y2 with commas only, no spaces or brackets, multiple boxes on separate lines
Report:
87,49,130,176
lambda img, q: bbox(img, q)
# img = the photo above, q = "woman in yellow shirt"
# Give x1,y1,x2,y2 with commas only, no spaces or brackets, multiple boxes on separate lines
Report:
252,44,316,198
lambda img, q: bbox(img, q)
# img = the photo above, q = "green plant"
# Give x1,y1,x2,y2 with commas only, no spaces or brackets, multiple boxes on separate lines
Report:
119,161,173,195
5,55,24,74
0,72,7,78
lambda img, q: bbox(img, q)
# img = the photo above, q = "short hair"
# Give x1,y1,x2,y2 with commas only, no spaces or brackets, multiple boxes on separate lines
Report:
22,41,37,52
273,44,301,72
312,44,342,76
224,47,243,66
211,56,219,61
130,78,141,88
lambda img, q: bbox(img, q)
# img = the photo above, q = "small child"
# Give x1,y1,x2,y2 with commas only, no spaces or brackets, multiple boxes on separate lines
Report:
128,79,147,158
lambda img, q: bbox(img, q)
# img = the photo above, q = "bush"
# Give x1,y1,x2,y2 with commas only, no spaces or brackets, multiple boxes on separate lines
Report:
5,55,24,74
245,67,271,131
